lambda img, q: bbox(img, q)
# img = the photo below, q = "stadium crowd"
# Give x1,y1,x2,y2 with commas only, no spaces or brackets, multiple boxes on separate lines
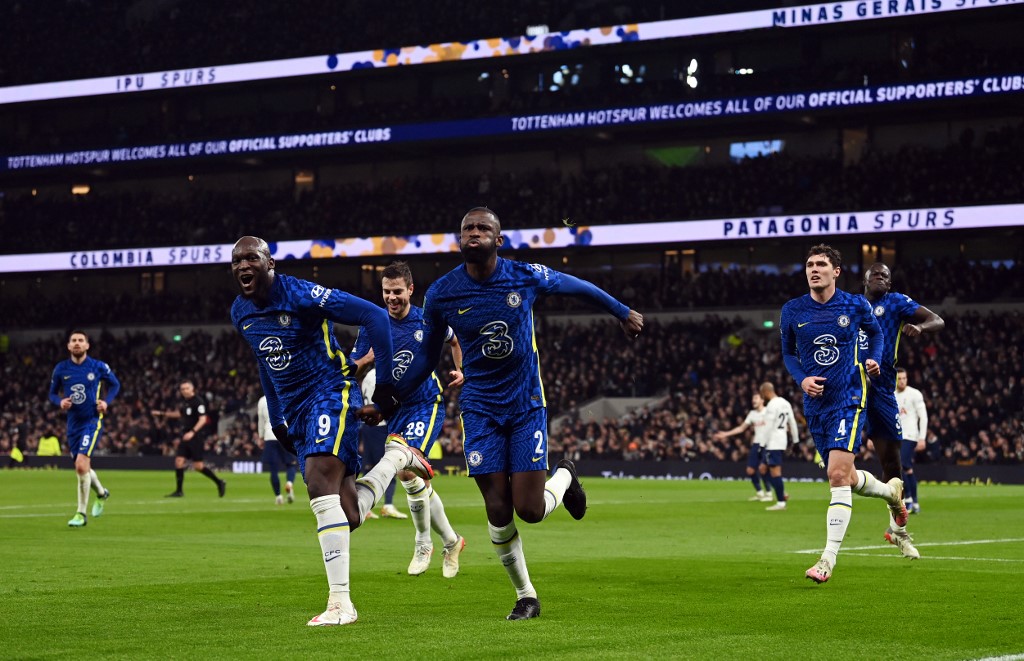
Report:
4,127,1024,256
2,311,1020,467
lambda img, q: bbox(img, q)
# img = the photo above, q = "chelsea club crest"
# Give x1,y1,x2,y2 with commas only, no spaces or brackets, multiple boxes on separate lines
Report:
874,306,885,317
278,313,291,327
837,315,850,327
414,329,424,342
467,451,483,467
506,292,522,308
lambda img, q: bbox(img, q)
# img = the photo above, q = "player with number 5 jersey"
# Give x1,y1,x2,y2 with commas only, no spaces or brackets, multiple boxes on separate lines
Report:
49,330,120,528
398,207,644,620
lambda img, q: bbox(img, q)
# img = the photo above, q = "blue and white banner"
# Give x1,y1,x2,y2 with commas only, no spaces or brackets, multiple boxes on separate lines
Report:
5,72,1023,172
0,203,1019,274
0,0,1018,106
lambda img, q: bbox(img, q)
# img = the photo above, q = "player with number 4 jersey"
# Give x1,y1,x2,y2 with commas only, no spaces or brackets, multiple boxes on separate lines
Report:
780,244,906,585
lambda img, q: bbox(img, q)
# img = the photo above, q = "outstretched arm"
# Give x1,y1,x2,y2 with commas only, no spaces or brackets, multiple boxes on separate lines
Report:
554,273,643,338
713,421,750,440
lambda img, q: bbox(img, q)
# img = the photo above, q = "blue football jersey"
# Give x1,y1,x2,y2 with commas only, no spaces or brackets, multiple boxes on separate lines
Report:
780,289,882,416
49,356,120,424
232,273,394,427
351,305,453,406
420,258,562,415
860,291,920,393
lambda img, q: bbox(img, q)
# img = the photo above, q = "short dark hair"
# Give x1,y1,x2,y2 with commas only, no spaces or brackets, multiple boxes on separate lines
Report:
68,329,88,342
381,261,413,287
896,367,908,375
463,206,501,230
806,244,842,269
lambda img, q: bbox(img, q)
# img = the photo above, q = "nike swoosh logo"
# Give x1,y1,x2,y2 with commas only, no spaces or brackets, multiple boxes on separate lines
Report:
531,456,543,463
243,322,254,330
64,376,72,380
798,322,810,327
315,437,331,444
458,307,472,315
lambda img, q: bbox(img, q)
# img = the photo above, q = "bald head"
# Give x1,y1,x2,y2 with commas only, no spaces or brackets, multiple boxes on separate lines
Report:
759,382,776,400
233,235,272,260
231,235,276,301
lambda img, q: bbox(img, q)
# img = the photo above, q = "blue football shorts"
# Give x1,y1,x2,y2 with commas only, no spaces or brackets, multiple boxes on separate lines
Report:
292,379,362,478
747,443,764,469
763,449,785,467
863,388,904,444
68,418,103,458
807,406,866,460
388,397,444,456
460,407,548,476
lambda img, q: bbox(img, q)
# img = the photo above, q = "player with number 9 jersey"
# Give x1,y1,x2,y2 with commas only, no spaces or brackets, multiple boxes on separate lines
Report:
232,270,394,475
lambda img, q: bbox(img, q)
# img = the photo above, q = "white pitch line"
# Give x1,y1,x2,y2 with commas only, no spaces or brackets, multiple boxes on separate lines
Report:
834,552,1024,563
966,654,1024,661
793,538,1024,554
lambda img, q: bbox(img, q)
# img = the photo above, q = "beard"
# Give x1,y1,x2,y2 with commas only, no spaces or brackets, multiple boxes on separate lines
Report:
461,242,493,264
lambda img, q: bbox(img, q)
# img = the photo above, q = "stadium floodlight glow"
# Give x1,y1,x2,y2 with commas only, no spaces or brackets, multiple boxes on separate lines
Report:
1,1,1018,106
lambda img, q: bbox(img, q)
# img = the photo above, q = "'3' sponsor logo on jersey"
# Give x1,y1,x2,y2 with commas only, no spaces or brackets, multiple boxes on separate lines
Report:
259,336,292,371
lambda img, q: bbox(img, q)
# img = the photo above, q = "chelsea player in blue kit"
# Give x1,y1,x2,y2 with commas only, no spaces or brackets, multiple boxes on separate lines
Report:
398,208,644,620
862,262,943,559
351,261,467,578
780,245,906,584
49,330,119,527
230,236,433,627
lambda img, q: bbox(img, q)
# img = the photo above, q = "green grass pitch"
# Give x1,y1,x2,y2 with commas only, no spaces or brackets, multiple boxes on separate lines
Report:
1,470,1021,660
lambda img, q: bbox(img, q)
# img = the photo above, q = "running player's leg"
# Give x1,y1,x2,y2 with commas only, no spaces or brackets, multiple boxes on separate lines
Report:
747,445,768,500
285,453,298,503
864,393,909,529
504,408,584,522
900,439,919,512
191,436,225,495
764,452,786,510
464,410,539,618
67,426,95,526
264,441,284,503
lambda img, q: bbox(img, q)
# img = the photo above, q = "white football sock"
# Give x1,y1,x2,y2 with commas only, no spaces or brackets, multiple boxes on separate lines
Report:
355,456,401,523
76,472,90,515
402,478,432,545
489,520,536,600
429,488,459,547
310,495,353,612
888,509,906,534
89,469,105,495
541,466,572,520
853,470,893,500
822,486,853,567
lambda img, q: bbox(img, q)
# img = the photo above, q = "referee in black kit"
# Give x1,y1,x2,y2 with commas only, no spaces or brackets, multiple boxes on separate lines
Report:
152,380,226,498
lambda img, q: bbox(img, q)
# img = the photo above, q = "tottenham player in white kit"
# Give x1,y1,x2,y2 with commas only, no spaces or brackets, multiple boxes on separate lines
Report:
714,392,772,501
895,367,928,515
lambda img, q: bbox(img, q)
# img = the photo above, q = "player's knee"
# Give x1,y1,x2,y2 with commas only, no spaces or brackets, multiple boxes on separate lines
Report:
515,504,545,524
